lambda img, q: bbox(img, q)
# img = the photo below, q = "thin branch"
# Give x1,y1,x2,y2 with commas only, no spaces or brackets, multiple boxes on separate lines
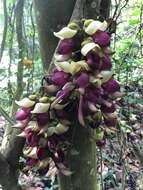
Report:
0,0,8,62
0,107,15,125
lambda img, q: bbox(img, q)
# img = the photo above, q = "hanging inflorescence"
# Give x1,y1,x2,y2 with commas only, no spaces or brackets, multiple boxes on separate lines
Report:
15,19,122,175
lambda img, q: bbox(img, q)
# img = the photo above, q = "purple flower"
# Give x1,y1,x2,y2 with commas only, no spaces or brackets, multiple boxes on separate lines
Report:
104,117,117,127
55,110,68,119
49,69,70,86
26,131,39,147
102,79,120,94
36,112,49,126
86,52,100,69
101,103,116,113
100,54,112,70
73,72,89,88
52,149,65,163
26,158,38,166
85,87,101,104
37,148,52,160
92,31,110,47
15,107,31,121
57,39,74,55
38,166,49,176
96,139,106,147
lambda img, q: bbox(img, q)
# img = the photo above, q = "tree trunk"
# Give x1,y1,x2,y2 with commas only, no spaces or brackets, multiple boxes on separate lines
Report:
33,0,77,72
34,1,111,190
59,125,97,190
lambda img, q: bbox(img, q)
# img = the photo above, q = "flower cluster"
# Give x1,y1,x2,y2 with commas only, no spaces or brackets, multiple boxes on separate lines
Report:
15,19,122,175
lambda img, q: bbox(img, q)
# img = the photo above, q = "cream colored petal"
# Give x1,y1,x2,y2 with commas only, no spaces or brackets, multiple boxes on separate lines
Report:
53,103,69,110
55,60,89,74
55,123,69,135
75,60,90,72
85,20,102,35
23,147,33,156
98,70,113,84
26,121,39,132
54,54,70,62
47,127,55,136
15,97,35,108
17,131,26,138
55,61,71,73
37,159,49,169
85,20,108,35
54,27,77,39
25,147,38,159
31,103,50,113
81,43,100,56
100,21,108,31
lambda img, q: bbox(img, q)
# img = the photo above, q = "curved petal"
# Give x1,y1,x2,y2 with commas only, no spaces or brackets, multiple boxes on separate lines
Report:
54,53,70,62
55,60,89,74
81,42,100,56
97,70,113,84
55,123,69,134
54,27,77,39
15,97,35,108
85,20,108,35
31,103,50,113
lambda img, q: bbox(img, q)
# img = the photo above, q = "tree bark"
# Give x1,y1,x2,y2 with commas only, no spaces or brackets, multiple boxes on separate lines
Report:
33,0,77,72
59,125,97,190
34,0,111,190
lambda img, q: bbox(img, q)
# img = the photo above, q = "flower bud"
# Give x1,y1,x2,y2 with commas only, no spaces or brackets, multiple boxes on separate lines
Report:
92,31,110,47
73,72,89,88
16,108,31,121
57,39,74,55
49,69,70,86
102,79,120,94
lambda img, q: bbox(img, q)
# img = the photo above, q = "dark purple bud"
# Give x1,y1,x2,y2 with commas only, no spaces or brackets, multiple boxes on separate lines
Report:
55,110,68,119
37,112,49,126
100,55,112,70
73,72,89,88
15,108,31,121
50,69,70,86
52,149,65,163
37,148,52,160
57,88,71,99
38,166,49,176
104,117,117,127
92,31,110,47
96,139,106,147
86,52,100,69
89,119,102,129
26,158,38,166
57,39,74,55
85,87,101,104
26,133,39,147
128,132,139,141
101,103,116,113
102,79,120,94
